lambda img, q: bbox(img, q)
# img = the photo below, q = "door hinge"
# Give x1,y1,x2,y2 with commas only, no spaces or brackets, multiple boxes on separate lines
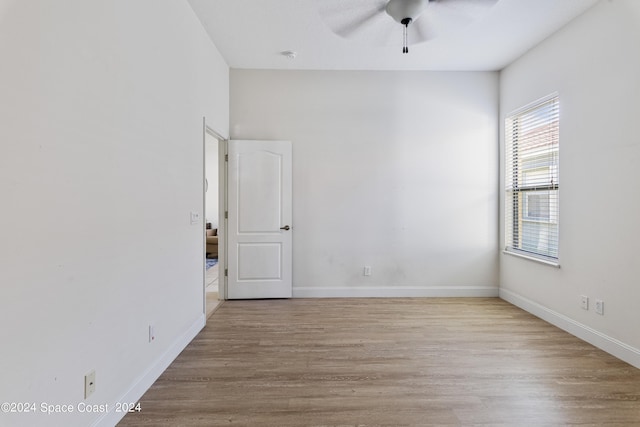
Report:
224,268,228,277
225,154,228,162
225,211,228,219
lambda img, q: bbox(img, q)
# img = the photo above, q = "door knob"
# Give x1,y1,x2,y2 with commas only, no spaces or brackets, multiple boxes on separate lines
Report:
280,225,290,231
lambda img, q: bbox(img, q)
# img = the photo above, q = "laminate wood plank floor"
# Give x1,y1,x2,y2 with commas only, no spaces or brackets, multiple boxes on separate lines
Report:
119,298,640,426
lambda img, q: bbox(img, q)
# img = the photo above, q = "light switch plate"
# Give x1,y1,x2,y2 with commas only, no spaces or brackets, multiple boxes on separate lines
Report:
190,211,200,225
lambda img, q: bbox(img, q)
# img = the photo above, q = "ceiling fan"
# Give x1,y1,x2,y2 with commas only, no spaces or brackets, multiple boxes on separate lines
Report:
317,0,498,54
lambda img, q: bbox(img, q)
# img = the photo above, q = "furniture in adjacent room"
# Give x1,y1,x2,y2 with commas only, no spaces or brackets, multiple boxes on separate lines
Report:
206,226,218,258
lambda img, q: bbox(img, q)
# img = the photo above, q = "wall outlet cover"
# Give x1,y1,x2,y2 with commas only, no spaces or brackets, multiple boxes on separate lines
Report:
84,370,96,399
595,300,604,315
581,295,589,310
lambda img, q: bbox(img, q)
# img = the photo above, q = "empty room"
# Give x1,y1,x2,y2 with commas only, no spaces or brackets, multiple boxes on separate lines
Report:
1,0,639,426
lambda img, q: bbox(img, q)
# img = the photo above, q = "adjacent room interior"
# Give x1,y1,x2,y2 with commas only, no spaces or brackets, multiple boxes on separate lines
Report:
1,0,639,426
204,130,221,317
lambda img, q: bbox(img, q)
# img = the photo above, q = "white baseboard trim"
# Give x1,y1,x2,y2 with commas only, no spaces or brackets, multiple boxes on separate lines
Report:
500,288,640,369
293,286,499,298
93,313,206,427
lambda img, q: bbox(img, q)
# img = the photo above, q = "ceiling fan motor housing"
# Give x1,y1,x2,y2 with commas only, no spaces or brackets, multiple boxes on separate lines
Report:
385,0,430,24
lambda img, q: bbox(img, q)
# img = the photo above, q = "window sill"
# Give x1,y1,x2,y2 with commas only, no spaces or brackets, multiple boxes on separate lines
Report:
503,249,560,268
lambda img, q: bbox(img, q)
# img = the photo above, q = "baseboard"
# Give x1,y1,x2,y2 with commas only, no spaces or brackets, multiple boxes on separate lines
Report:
293,286,499,298
93,313,206,427
500,288,640,369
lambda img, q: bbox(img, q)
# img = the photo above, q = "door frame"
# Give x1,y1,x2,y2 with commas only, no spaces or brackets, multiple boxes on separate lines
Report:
203,119,228,315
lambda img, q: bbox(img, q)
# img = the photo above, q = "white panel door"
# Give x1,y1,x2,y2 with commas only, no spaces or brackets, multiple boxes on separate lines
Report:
227,140,292,299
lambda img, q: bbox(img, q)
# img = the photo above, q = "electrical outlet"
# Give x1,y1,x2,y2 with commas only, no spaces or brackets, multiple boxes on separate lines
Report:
581,295,589,310
149,324,156,343
595,300,604,315
84,370,96,399
363,266,372,276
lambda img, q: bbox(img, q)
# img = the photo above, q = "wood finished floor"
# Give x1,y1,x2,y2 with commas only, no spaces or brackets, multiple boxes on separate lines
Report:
118,298,640,426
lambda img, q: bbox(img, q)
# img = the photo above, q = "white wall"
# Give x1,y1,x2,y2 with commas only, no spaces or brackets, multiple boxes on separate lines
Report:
499,0,640,366
0,1,229,426
231,70,499,297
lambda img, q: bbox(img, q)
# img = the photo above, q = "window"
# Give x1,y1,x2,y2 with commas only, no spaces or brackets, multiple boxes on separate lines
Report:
505,94,559,261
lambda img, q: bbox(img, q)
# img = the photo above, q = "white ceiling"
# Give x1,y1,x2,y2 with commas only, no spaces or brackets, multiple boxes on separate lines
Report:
187,0,599,71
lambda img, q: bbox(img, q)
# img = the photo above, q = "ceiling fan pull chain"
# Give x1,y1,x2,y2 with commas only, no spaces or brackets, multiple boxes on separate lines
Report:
403,24,407,53
401,17,412,54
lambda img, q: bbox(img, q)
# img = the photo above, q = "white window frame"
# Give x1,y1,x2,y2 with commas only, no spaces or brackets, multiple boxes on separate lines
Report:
504,93,560,266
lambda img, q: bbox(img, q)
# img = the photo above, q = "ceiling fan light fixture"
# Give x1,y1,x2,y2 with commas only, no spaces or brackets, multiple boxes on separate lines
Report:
386,0,430,54
385,0,430,24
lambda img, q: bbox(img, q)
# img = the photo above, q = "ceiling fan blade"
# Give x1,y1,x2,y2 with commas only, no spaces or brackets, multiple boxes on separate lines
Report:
429,0,498,24
334,4,388,39
316,0,388,39
412,19,439,44
410,0,498,43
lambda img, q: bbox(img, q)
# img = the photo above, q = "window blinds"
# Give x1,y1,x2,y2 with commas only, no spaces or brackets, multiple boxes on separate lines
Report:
505,95,559,259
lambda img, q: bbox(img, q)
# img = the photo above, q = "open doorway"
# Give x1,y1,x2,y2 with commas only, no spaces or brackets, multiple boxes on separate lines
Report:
204,128,224,318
